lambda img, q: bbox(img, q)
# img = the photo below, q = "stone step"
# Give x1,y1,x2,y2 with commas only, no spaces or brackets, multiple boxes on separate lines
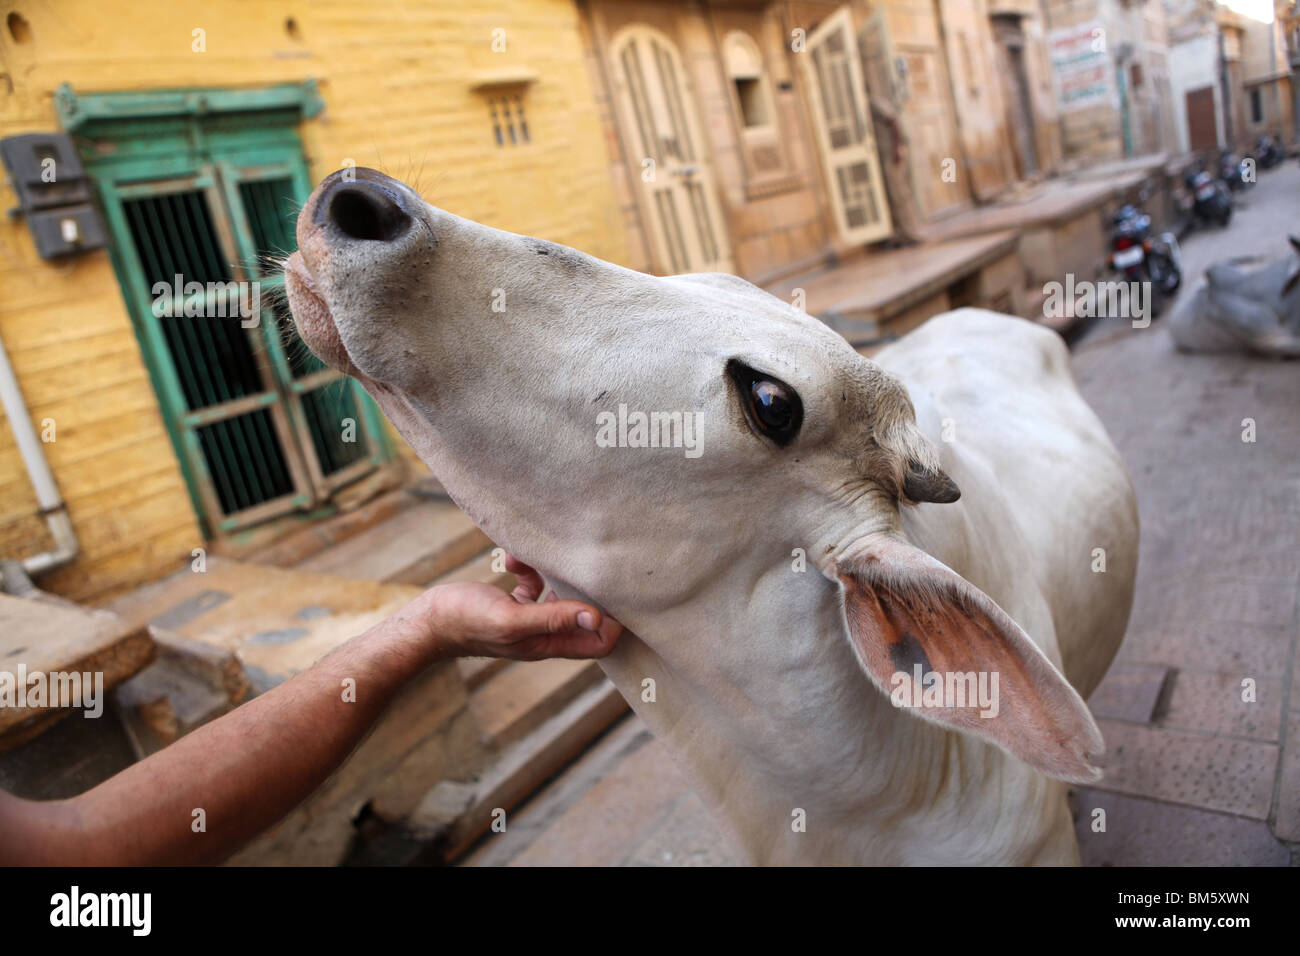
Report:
0,589,154,752
469,658,605,749
103,556,425,686
1027,284,1078,335
457,656,511,692
460,714,738,867
395,678,629,863
104,556,492,866
213,465,408,564
294,499,491,586
458,714,650,866
112,627,251,759
239,487,411,567
1022,282,1048,317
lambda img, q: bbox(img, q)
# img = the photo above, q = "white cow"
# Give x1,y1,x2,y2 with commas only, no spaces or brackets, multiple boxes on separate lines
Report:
286,168,1138,865
1168,237,1300,357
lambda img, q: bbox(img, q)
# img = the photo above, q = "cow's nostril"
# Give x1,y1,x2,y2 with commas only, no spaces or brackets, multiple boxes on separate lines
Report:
326,183,413,242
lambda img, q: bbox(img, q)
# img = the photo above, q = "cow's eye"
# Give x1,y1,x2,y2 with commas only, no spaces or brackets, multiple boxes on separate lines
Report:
728,361,803,446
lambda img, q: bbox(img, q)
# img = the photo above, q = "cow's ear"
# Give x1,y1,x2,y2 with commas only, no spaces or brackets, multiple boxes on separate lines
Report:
1289,235,1300,255
832,533,1104,783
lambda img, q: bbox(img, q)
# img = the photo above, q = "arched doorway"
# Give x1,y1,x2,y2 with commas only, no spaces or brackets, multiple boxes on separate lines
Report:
608,25,733,275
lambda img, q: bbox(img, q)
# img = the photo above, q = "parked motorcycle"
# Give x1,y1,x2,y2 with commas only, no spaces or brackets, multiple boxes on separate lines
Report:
1183,166,1232,229
1108,203,1182,316
1219,150,1254,191
1254,134,1284,169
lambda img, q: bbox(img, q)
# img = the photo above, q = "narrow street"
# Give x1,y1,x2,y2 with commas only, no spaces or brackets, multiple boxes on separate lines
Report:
1067,161,1300,864
465,165,1300,867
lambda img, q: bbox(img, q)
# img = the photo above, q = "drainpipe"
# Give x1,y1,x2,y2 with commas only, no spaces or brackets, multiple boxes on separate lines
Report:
0,328,78,578
1116,49,1135,157
1219,30,1234,148
1267,14,1280,140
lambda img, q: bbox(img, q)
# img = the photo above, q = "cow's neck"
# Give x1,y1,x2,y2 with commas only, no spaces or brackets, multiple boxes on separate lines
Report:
596,569,1075,865
380,394,1076,864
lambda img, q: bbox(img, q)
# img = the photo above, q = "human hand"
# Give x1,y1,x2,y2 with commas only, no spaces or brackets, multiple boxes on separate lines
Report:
389,554,623,662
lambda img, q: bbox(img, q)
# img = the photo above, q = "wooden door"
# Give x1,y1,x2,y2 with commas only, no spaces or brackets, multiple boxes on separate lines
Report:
858,9,969,219
801,6,893,245
609,25,733,274
1186,86,1218,151
991,16,1039,178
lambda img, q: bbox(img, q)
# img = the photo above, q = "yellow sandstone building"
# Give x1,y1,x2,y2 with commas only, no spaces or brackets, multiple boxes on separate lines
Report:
3,0,1074,603
0,1,627,601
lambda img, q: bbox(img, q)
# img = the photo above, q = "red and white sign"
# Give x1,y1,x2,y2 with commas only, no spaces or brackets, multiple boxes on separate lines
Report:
1048,21,1113,113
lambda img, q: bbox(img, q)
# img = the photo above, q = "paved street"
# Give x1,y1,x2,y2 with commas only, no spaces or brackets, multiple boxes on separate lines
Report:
1068,161,1300,865
465,164,1300,868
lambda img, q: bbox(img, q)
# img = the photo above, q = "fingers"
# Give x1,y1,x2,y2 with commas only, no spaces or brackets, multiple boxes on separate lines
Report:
489,555,626,660
504,553,546,603
499,598,598,637
496,599,623,659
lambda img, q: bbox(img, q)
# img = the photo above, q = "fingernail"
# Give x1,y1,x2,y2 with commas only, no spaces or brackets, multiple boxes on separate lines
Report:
577,611,597,631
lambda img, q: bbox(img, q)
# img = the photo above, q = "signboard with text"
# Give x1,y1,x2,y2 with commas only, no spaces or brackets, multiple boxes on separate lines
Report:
1048,21,1114,113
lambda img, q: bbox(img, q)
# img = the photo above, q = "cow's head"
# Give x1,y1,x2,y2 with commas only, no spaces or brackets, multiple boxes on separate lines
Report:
285,168,1102,782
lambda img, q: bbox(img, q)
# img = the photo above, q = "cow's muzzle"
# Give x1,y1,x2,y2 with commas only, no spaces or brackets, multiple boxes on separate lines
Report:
287,167,428,378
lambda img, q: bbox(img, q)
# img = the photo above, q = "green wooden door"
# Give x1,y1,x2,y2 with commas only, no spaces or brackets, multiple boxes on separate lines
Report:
79,105,389,535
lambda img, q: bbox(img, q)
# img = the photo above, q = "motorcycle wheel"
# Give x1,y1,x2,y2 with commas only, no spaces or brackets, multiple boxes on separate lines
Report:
1124,264,1161,319
1147,277,1165,319
1149,252,1181,296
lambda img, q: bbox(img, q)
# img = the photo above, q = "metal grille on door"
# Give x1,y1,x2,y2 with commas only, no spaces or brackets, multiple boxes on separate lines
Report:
237,177,368,480
122,189,297,516
95,158,386,535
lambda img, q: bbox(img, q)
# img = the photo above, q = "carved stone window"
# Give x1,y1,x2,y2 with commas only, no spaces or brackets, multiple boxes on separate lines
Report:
725,31,774,131
722,29,797,194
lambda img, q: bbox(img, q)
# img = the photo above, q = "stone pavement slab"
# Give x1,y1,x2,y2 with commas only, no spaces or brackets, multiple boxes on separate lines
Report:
1273,713,1300,842
1096,719,1277,819
1160,670,1283,742
1072,788,1290,866
506,726,697,867
625,790,740,867
1117,623,1291,677
1088,663,1169,724
1125,572,1296,636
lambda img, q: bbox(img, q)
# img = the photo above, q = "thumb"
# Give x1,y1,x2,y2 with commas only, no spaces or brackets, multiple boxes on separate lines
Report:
500,599,602,637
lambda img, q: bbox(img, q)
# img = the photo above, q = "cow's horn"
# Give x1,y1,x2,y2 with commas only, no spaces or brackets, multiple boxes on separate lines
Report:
902,460,961,504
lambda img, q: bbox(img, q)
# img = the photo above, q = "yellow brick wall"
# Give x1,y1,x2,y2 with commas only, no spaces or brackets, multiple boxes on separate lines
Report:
0,0,628,602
